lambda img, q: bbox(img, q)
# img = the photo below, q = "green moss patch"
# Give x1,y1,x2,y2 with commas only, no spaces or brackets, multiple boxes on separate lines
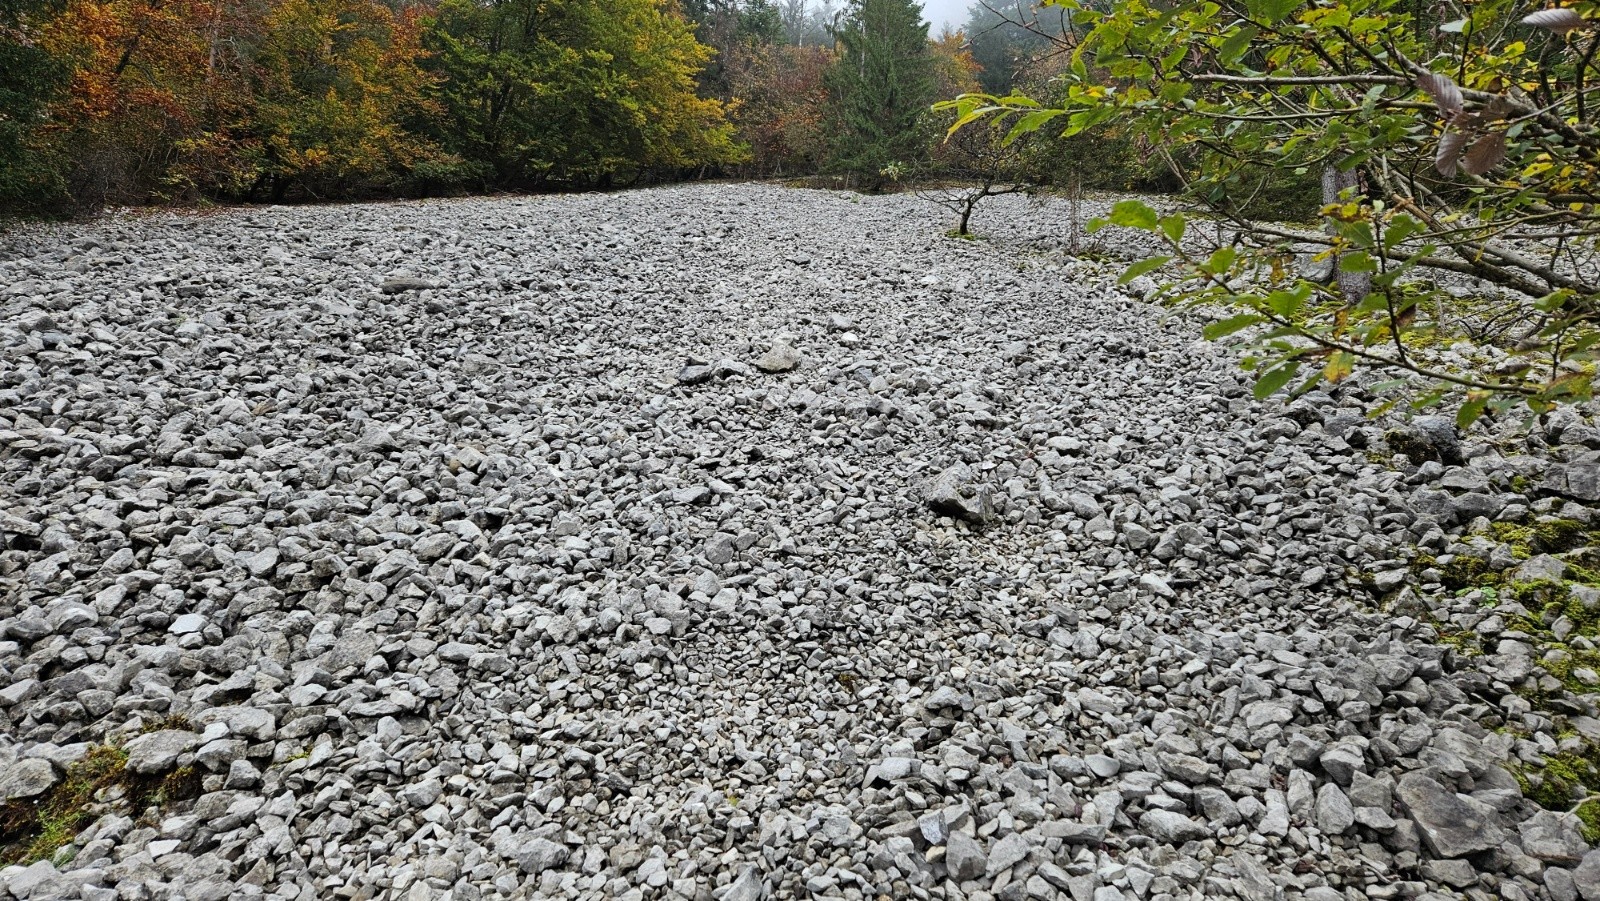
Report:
1509,747,1600,833
0,743,202,866
1577,798,1600,843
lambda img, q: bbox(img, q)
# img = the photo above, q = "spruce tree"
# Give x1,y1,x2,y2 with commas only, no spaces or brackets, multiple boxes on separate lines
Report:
824,0,933,189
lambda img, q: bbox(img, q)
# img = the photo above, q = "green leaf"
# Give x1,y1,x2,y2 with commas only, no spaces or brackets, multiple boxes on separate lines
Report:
1218,26,1257,63
1203,246,1237,275
1244,0,1301,24
1159,214,1186,244
1003,109,1065,144
1339,251,1377,274
998,93,1042,109
1381,214,1424,251
1253,362,1300,399
1265,283,1311,318
1203,313,1264,339
1410,387,1448,410
1118,256,1172,284
1106,199,1160,231
1457,392,1490,429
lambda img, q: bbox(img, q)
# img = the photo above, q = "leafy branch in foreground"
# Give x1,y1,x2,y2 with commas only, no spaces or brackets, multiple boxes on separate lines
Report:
940,0,1600,426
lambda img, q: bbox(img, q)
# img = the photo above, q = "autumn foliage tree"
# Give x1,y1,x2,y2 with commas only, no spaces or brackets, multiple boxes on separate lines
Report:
247,0,452,199
36,0,256,204
725,42,834,175
424,0,744,188
0,0,749,212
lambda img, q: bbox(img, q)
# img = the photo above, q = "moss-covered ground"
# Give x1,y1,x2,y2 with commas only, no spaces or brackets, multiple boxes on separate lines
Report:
1413,514,1600,833
0,724,204,865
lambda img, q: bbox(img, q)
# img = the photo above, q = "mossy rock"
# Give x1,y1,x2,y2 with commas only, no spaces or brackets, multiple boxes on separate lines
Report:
1439,554,1496,592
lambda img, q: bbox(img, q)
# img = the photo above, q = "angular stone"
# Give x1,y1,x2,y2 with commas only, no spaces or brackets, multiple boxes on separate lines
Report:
379,277,435,294
1319,742,1366,787
1395,772,1505,858
754,343,802,373
724,865,765,901
123,730,201,775
986,832,1030,876
1314,783,1355,835
509,837,569,875
1574,849,1600,900
1138,809,1208,844
1514,553,1568,583
1519,810,1589,864
925,464,995,524
168,613,206,635
0,758,59,801
944,830,986,882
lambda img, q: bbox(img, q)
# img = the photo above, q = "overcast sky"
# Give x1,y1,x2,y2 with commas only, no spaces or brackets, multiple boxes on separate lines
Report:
921,0,970,33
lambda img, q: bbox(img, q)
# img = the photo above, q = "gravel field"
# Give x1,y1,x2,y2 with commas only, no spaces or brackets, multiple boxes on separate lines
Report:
3,183,1600,901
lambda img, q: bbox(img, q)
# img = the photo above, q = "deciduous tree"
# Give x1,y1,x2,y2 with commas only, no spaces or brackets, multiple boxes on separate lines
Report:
946,0,1600,420
0,0,67,211
248,0,451,199
425,0,743,187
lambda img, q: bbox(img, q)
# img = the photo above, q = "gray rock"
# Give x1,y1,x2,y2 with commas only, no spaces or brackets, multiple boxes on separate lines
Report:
723,866,765,901
1514,554,1568,583
509,837,569,875
754,343,802,373
379,277,435,294
925,463,995,524
1318,742,1366,786
704,533,737,565
123,730,201,775
678,362,715,385
945,830,986,882
1387,416,1463,464
4,860,61,899
400,779,444,808
1137,809,1208,844
1086,754,1120,778
986,832,1030,876
1242,700,1294,731
925,686,971,711
0,758,59,801
1395,772,1506,858
1520,810,1589,864
1258,790,1290,837
1314,783,1355,835
1574,849,1600,900
1195,787,1241,826
168,613,206,635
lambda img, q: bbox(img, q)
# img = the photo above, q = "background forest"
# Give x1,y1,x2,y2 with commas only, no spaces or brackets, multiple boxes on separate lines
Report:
0,0,1162,215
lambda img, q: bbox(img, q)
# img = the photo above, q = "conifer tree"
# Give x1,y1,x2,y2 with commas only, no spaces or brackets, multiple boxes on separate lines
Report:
823,0,932,189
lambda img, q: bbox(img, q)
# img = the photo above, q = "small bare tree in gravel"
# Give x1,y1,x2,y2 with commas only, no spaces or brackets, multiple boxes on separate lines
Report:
921,120,1035,237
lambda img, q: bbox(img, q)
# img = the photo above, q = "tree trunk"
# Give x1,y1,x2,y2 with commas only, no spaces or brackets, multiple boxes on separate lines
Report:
1322,165,1372,302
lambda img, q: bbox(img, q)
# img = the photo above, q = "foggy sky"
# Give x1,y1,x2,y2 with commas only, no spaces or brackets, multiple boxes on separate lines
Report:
921,0,970,33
